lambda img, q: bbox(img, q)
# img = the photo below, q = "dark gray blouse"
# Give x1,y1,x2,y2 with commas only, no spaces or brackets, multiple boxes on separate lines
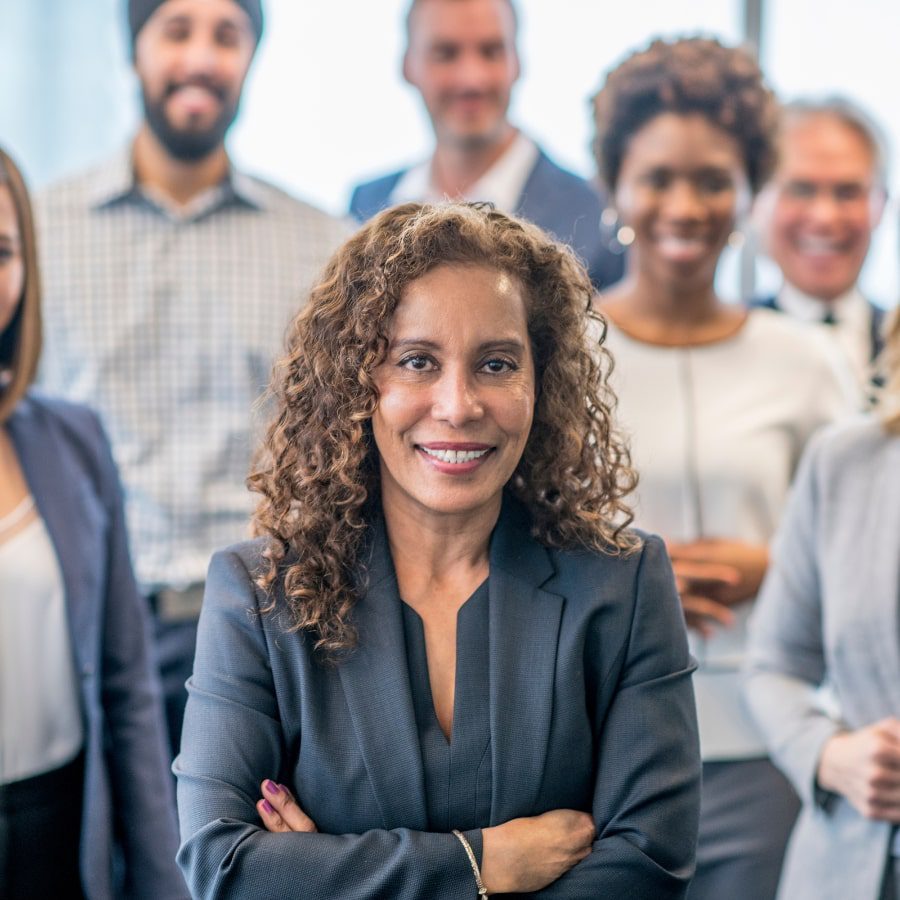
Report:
400,580,493,834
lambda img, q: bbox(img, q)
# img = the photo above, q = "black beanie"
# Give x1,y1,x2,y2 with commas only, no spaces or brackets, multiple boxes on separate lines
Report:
128,0,264,46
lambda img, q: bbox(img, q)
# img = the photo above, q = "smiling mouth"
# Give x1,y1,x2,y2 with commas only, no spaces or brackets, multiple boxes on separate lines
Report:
166,80,226,103
656,235,710,260
793,237,851,256
418,446,493,464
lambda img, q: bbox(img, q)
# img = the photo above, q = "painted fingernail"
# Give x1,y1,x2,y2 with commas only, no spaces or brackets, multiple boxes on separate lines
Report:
261,799,275,815
264,779,281,795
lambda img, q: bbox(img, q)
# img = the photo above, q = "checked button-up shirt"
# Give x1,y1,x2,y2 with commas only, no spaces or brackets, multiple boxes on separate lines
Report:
36,147,349,593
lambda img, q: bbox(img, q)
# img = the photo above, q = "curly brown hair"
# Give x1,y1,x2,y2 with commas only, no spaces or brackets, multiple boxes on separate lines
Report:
592,37,779,194
249,202,637,658
880,308,900,434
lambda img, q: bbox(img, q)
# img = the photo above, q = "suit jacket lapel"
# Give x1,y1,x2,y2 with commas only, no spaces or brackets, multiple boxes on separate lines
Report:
7,398,97,674
488,500,564,822
515,151,554,231
337,515,428,830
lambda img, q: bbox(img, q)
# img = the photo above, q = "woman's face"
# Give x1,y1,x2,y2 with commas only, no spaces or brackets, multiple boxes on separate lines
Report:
614,112,749,290
0,183,24,336
372,263,535,526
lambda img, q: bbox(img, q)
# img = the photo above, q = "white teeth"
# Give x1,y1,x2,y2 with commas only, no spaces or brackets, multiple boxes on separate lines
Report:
661,236,703,244
658,236,704,249
796,238,842,253
656,236,708,260
420,447,490,464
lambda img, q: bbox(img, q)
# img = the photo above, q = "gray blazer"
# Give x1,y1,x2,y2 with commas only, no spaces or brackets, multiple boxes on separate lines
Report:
7,393,187,900
175,500,700,899
745,417,900,900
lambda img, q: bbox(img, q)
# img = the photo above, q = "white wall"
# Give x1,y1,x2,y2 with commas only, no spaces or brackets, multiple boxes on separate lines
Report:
2,0,895,304
229,0,742,213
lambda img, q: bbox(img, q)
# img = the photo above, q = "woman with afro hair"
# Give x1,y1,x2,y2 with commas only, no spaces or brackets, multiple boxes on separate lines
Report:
592,37,854,899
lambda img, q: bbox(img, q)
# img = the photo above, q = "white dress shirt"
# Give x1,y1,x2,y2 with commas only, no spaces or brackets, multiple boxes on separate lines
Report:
777,283,874,389
390,131,539,213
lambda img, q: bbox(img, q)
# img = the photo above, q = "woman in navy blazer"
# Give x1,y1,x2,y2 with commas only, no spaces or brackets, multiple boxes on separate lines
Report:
0,147,187,898
176,202,701,898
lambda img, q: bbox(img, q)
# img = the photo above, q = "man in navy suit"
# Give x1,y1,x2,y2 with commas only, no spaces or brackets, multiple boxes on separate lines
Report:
349,0,624,291
752,97,889,386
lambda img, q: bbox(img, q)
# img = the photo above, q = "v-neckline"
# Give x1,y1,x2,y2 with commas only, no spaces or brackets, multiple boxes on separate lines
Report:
401,577,488,745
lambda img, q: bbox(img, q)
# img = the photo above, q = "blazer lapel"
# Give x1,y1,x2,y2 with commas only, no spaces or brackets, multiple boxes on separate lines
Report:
337,516,428,830
488,500,564,823
7,398,98,674
515,152,555,231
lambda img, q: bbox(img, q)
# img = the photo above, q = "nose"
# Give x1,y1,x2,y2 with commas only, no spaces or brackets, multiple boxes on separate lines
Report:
454,49,493,91
178,32,220,77
805,190,842,229
431,366,484,427
662,179,705,222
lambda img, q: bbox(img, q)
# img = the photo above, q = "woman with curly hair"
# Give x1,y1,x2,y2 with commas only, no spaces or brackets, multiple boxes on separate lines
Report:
746,310,900,900
175,201,700,898
591,37,854,899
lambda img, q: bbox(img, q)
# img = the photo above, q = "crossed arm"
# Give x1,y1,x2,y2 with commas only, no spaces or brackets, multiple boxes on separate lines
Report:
176,537,698,899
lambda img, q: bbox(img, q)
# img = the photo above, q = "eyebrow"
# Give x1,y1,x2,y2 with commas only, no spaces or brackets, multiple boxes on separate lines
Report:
391,338,528,354
162,12,247,30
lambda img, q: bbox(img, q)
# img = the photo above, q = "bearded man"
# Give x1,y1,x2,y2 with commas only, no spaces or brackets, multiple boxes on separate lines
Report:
35,0,347,760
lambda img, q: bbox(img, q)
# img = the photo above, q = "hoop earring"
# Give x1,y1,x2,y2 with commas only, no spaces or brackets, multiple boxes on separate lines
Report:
599,207,630,253
727,229,745,249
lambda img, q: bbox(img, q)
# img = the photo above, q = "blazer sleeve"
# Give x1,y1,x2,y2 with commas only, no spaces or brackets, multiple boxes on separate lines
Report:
175,549,485,900
527,535,701,899
744,433,844,807
87,411,188,898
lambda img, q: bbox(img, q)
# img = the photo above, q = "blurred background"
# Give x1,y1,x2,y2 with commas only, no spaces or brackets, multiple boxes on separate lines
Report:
1,0,897,304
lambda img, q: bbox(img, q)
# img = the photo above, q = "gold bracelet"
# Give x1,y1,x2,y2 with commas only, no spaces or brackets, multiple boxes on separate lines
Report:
452,829,489,898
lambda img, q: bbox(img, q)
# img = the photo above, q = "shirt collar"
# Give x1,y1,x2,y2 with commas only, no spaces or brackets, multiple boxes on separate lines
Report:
777,282,866,325
87,146,138,208
390,131,539,211
88,143,267,216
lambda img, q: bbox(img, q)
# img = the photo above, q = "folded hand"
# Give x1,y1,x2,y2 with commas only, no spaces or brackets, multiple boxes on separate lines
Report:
257,779,318,833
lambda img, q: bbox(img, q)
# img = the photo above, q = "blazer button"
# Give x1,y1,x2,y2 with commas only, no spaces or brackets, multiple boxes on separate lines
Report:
82,663,95,677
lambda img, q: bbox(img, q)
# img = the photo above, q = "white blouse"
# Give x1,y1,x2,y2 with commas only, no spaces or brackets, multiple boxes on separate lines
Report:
605,308,854,760
0,504,84,783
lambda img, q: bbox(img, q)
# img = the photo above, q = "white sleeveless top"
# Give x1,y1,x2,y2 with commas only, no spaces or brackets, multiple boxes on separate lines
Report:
0,501,84,783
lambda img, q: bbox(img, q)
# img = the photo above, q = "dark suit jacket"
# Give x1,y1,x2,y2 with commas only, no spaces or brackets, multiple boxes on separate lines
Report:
7,393,187,900
349,149,626,291
175,500,700,899
750,293,886,361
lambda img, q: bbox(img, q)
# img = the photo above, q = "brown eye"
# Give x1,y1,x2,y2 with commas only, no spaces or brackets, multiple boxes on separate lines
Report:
162,21,191,42
400,354,435,371
834,184,865,202
696,171,733,193
645,170,672,190
785,181,816,200
481,358,515,374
